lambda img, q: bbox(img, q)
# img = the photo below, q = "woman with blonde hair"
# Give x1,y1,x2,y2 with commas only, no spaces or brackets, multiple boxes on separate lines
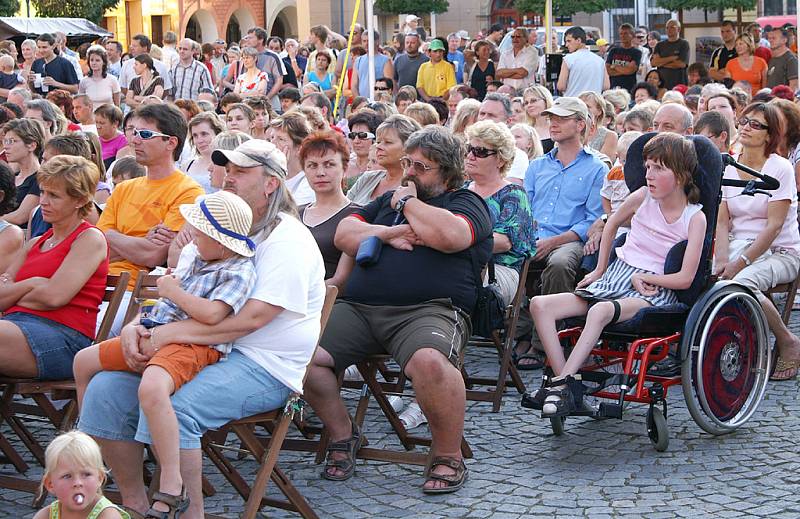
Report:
465,119,535,305
602,88,631,115
451,98,481,137
510,123,543,160
346,114,422,205
579,90,618,162
726,34,767,94
403,102,440,126
522,85,554,153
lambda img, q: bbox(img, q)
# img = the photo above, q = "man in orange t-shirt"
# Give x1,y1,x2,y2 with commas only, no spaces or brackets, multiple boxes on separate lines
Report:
96,104,203,336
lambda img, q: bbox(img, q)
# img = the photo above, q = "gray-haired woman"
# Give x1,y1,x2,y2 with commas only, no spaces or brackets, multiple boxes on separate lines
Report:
346,114,422,205
78,139,326,518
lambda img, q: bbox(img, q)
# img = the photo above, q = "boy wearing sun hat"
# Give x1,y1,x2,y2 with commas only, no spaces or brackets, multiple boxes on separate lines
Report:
416,38,456,100
73,189,257,516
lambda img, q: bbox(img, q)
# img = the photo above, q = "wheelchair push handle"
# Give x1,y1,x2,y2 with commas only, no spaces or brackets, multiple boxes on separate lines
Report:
720,153,780,193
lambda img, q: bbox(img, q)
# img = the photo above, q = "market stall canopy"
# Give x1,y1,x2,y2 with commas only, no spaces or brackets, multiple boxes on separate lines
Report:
0,17,112,45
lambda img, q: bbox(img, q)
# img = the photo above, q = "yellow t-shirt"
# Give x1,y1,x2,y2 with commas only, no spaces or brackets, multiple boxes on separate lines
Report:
416,60,456,98
97,171,203,289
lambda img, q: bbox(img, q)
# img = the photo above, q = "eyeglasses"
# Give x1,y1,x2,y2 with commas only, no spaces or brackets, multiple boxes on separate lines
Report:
2,138,18,146
348,131,375,140
738,117,769,131
133,128,172,140
375,86,390,91
400,156,437,172
466,145,498,158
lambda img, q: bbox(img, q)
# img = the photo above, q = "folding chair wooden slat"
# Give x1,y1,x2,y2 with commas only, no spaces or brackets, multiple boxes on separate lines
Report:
201,285,337,519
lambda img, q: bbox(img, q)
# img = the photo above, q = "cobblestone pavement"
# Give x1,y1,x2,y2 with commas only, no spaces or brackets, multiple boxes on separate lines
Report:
1,316,799,518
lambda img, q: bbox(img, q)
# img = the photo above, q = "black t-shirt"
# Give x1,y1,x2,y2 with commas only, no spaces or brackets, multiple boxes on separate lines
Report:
653,39,690,89
606,45,642,92
31,56,79,95
16,172,40,203
343,189,493,313
709,45,737,72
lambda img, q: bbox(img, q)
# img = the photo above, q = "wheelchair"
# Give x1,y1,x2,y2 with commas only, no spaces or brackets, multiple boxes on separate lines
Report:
522,134,776,451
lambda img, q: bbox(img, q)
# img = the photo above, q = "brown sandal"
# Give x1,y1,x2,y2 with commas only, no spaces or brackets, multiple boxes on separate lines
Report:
144,486,190,519
422,456,468,494
771,356,800,381
321,423,363,481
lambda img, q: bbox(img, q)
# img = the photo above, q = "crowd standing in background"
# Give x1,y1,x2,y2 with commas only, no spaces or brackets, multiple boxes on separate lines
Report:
1,16,800,518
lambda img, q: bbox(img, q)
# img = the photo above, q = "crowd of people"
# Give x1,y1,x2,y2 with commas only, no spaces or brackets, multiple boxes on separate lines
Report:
0,16,799,519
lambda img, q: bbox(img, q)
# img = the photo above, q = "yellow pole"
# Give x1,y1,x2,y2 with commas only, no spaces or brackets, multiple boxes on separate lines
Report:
333,0,362,120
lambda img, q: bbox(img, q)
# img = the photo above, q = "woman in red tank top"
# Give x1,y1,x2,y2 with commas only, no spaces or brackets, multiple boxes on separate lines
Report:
0,156,108,380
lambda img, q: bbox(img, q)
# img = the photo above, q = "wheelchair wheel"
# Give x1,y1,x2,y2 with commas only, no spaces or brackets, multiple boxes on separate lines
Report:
646,406,669,452
681,282,771,436
550,416,565,436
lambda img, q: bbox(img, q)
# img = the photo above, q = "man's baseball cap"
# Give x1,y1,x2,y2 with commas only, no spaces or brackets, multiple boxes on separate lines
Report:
212,139,288,176
596,38,608,46
406,14,420,23
543,97,590,120
429,39,446,52
457,30,470,40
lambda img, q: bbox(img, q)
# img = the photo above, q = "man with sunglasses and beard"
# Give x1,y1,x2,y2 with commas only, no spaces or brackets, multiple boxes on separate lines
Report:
95,104,204,336
304,125,493,495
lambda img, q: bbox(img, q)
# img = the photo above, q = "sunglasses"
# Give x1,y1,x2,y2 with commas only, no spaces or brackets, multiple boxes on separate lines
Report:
375,86,391,91
466,145,498,158
133,128,171,140
400,156,437,172
738,117,769,131
348,131,375,140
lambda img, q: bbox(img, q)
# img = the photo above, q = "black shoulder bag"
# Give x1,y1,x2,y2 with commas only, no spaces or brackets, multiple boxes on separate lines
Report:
470,251,505,338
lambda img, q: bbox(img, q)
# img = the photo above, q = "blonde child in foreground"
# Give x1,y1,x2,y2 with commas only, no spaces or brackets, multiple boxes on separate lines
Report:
529,133,707,416
34,430,129,519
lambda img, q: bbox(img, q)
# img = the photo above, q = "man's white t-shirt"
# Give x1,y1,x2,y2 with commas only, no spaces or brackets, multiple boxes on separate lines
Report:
233,213,326,393
286,171,316,205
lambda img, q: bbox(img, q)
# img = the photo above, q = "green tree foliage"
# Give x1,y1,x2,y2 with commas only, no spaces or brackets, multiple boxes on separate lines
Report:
31,0,120,23
0,0,19,17
373,0,449,15
656,0,755,9
514,0,615,16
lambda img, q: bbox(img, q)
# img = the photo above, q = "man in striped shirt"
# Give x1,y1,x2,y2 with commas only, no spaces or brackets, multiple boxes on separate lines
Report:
170,38,213,101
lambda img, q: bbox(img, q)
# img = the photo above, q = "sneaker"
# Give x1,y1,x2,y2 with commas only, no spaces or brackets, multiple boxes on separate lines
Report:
387,395,405,413
398,402,427,429
343,365,362,381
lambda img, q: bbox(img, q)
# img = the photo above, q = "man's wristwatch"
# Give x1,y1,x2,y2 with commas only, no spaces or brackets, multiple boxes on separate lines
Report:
600,213,608,223
395,194,416,212
740,254,752,266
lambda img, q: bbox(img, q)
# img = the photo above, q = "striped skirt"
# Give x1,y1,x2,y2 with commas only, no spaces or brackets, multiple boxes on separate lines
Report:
574,259,679,308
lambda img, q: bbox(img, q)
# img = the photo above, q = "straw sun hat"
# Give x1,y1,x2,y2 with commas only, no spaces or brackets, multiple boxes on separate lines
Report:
179,190,256,258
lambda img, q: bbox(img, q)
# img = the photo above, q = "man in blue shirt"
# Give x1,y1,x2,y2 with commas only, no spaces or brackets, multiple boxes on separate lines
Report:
524,96,606,296
447,33,465,84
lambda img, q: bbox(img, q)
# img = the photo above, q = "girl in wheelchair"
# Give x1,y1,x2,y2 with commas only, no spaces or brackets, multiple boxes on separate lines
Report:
529,133,707,417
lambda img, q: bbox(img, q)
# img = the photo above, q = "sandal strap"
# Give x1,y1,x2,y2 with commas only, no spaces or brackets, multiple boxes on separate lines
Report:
151,490,185,508
425,456,466,483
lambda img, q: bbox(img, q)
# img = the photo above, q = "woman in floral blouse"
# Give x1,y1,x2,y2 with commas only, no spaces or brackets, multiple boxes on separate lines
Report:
465,120,535,305
234,47,268,98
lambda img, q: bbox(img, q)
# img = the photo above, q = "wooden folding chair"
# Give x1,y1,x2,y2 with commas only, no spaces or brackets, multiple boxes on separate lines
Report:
122,271,162,325
767,274,800,326
201,285,338,519
463,257,532,411
0,272,130,502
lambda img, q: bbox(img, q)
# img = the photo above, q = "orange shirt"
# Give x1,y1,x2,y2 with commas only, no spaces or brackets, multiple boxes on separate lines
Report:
726,56,768,93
